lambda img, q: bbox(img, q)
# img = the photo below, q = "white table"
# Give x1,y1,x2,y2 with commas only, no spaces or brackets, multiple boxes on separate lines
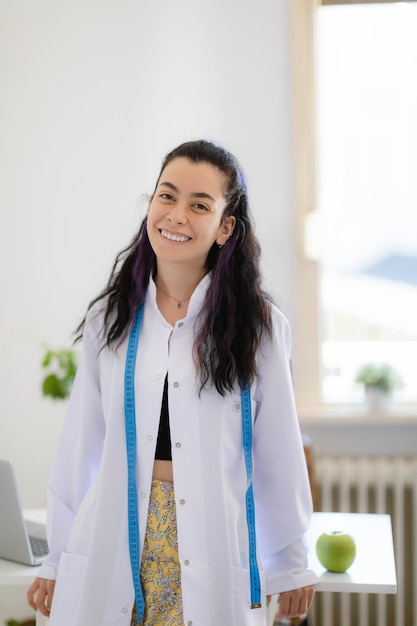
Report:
0,557,40,585
0,511,397,594
306,512,397,594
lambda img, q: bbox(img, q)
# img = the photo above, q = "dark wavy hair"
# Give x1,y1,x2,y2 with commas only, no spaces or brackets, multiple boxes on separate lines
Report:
77,139,273,394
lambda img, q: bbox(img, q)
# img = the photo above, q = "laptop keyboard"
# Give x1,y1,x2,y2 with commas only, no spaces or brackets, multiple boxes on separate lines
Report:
29,536,49,558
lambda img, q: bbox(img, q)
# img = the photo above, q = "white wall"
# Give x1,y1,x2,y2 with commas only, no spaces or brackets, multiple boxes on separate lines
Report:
0,0,296,508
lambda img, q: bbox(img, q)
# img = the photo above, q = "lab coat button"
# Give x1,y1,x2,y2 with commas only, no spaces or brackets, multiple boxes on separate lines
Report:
187,622,193,626
140,492,146,498
156,374,162,380
184,559,190,566
121,607,128,614
178,322,184,327
175,442,181,448
147,435,153,441
173,381,179,388
179,499,185,505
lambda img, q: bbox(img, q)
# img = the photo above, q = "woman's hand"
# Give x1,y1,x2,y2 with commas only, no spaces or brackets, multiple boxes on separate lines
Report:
268,584,315,621
27,577,56,616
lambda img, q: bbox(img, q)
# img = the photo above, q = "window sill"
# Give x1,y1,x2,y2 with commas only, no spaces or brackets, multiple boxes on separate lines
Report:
298,403,417,425
298,404,417,456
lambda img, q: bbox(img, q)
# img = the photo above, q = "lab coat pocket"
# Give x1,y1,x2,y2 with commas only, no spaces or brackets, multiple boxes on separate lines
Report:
222,395,257,472
67,475,99,553
49,552,86,623
232,567,267,626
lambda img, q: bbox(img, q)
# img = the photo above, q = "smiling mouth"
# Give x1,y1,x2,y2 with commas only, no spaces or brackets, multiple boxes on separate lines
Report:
160,229,191,243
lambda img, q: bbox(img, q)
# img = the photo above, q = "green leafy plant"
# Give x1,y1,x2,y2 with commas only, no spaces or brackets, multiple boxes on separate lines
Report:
355,362,402,395
5,620,35,626
41,347,78,400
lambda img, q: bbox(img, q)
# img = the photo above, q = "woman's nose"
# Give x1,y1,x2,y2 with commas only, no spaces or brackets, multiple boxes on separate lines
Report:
167,202,187,224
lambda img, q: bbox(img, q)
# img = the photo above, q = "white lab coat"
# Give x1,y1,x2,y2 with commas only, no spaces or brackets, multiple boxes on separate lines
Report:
37,275,318,626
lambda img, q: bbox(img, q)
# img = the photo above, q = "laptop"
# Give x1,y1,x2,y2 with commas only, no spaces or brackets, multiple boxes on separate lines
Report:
0,459,48,566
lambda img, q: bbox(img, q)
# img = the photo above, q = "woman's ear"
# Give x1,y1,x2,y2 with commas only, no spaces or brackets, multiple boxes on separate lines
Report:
216,215,236,246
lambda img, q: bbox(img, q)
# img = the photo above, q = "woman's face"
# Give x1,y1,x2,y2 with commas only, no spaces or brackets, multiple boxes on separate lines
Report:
147,157,235,271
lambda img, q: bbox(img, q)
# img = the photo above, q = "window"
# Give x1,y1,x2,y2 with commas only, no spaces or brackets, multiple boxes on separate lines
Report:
292,0,417,408
317,1,417,404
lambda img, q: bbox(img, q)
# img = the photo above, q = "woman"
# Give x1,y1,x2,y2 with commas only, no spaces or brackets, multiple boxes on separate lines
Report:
28,139,318,625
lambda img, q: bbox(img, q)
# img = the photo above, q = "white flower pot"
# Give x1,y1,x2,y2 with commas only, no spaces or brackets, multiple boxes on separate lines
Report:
365,386,391,411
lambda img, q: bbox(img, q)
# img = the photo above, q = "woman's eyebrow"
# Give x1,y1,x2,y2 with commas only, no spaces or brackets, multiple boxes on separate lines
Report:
159,181,216,203
159,181,179,193
192,192,216,202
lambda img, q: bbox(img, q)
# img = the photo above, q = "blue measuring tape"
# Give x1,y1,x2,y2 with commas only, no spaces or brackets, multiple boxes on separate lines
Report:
124,306,261,617
240,383,262,609
124,305,145,622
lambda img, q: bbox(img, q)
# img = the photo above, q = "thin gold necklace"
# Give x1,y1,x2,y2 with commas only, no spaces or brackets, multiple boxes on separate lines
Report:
156,283,192,308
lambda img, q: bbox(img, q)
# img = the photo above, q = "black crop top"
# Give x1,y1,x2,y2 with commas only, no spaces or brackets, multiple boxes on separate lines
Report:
155,375,172,461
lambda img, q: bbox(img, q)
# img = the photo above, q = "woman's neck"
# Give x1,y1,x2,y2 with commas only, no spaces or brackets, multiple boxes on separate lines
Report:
154,263,206,302
153,263,207,324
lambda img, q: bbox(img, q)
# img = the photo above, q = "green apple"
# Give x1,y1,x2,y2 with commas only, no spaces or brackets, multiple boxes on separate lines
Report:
316,530,356,573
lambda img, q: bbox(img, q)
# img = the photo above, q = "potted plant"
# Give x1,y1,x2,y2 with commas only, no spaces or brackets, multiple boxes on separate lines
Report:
355,362,402,409
41,347,78,400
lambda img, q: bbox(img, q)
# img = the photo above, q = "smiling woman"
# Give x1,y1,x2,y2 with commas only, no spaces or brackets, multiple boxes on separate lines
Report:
27,140,318,626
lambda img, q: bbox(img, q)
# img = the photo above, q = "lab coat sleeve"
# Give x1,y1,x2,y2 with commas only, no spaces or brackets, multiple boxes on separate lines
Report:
262,536,318,594
252,308,319,594
37,308,106,580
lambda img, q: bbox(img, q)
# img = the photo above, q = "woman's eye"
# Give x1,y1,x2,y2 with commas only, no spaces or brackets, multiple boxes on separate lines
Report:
159,193,174,201
193,203,209,211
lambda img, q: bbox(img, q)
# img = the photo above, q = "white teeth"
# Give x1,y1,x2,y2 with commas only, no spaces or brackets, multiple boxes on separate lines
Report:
161,230,190,243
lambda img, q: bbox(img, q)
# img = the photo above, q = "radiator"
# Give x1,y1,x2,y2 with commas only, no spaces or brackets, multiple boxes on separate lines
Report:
310,455,417,626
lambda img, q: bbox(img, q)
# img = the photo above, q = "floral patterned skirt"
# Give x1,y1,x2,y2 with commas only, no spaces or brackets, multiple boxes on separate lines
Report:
131,480,184,626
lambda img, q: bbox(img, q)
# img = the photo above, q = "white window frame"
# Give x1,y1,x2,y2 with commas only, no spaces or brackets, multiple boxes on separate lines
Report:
290,0,321,413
